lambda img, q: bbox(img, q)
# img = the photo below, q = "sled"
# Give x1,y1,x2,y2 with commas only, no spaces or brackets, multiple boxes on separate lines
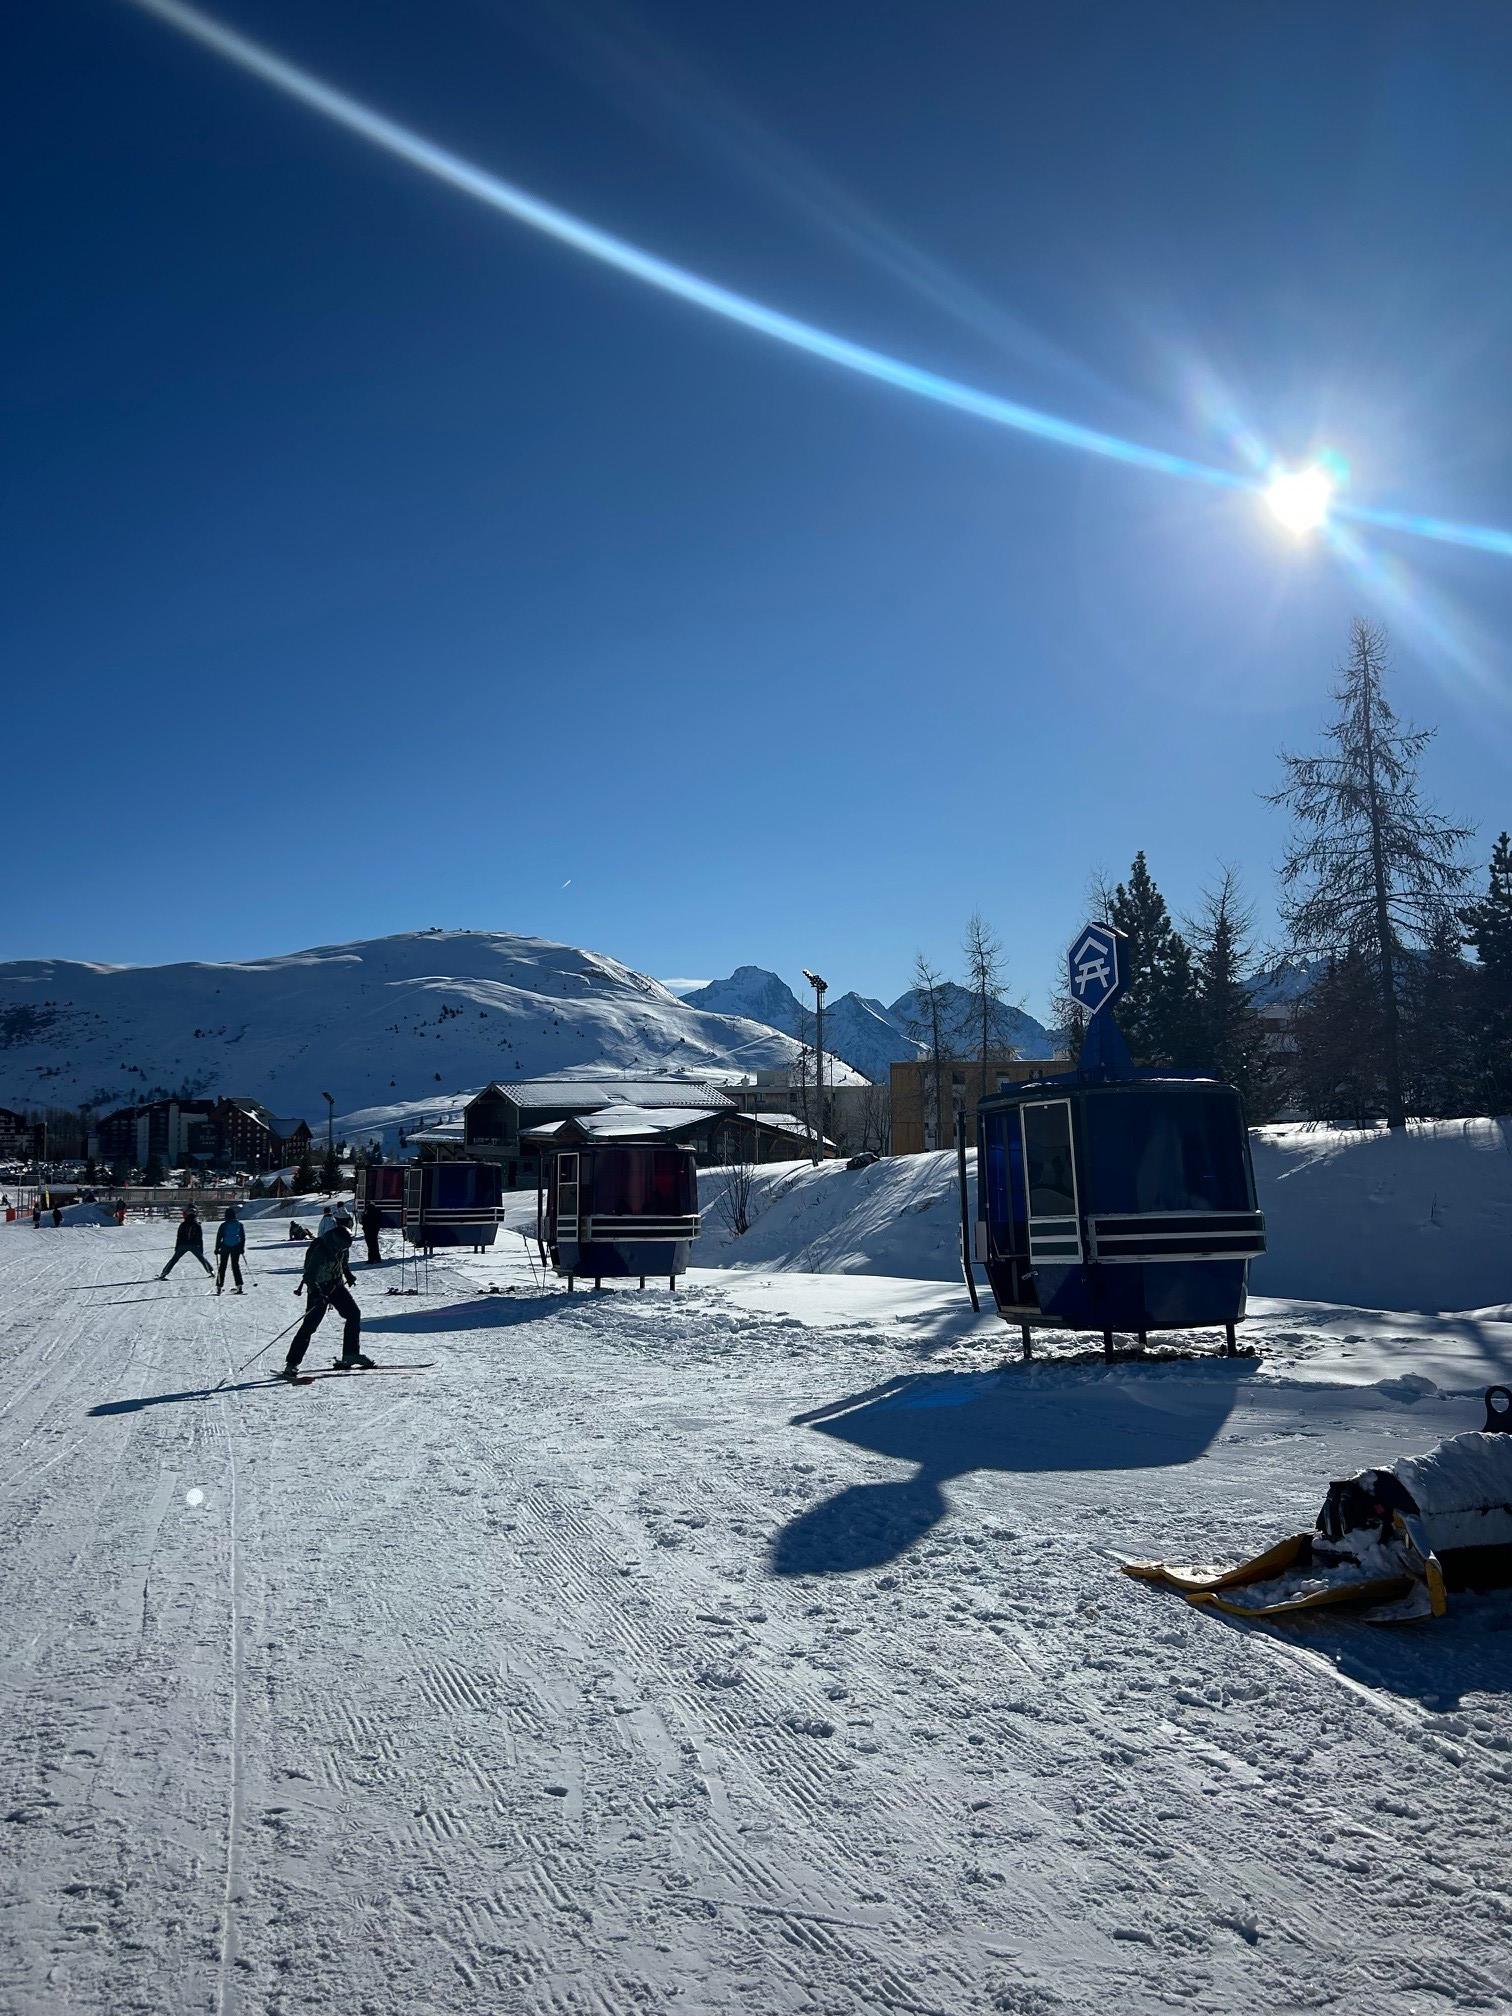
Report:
1122,1397,1512,1627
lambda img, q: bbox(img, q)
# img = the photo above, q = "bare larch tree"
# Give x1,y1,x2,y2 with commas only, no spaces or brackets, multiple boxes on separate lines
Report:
1269,618,1471,1129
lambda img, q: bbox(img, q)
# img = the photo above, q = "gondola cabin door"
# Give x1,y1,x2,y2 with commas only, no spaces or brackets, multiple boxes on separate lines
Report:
555,1152,580,1247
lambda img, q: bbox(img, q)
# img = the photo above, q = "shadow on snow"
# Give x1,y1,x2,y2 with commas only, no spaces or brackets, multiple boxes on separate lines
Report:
771,1359,1256,1578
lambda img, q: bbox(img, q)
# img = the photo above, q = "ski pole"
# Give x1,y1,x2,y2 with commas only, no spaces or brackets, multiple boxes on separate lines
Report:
225,1313,304,1382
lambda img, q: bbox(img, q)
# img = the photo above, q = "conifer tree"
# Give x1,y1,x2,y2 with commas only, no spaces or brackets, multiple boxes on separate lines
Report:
1188,868,1272,1114
1270,619,1471,1128
293,1151,315,1194
1291,949,1384,1128
1402,913,1476,1120
906,954,955,1150
1108,852,1202,1066
961,912,1014,1101
1459,831,1512,1115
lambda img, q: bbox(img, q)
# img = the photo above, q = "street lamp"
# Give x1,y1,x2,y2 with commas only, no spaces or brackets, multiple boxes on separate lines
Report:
801,971,827,1166
322,1092,335,1187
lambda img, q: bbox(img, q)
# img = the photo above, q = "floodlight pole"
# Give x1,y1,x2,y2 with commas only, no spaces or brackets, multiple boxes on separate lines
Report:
802,971,827,1166
322,1091,335,1171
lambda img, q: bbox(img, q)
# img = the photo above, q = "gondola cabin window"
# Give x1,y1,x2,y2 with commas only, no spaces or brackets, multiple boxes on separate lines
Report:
1086,1088,1253,1217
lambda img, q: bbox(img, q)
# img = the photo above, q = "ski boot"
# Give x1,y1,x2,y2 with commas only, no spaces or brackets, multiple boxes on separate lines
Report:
277,1362,303,1383
333,1352,375,1371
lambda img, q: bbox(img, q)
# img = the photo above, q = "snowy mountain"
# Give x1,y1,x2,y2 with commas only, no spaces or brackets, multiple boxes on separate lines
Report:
686,966,1060,1079
888,982,1060,1062
681,967,806,1037
816,993,922,1083
0,931,836,1122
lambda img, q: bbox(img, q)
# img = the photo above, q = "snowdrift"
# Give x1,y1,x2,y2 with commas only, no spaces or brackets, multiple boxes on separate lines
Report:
1249,1118,1512,1316
696,1117,1512,1318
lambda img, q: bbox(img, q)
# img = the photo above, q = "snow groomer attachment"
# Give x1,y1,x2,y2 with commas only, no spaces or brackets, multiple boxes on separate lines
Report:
1125,1394,1512,1624
533,1126,699,1292
966,921,1265,1360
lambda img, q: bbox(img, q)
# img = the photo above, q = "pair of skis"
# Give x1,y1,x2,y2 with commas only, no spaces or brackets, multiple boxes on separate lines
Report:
268,1360,434,1388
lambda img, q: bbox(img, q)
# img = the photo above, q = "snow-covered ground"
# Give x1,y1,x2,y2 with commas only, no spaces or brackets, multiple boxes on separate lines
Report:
4,1213,1512,2015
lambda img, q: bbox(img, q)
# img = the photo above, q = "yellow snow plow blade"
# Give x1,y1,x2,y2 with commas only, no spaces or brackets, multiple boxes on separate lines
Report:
1193,1574,1413,1619
1121,1533,1310,1595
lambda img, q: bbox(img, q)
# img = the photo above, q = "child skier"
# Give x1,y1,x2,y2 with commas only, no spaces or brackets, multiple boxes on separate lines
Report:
214,1205,247,1294
161,1205,212,1279
281,1217,373,1378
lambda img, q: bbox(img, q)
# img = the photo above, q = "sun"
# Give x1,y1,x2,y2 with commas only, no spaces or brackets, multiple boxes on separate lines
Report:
1266,464,1334,535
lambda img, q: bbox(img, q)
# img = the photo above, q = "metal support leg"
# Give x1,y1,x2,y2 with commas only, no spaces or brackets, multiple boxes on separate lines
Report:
640,1275,646,1290
567,1275,574,1293
1224,1321,1237,1357
1137,1329,1148,1353
1020,1322,1033,1362
1103,1329,1115,1360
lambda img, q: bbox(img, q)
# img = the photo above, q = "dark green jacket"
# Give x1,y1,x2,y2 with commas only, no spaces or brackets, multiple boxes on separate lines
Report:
300,1227,355,1296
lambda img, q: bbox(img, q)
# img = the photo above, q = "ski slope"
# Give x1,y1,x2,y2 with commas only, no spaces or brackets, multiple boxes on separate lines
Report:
3,1218,1512,2014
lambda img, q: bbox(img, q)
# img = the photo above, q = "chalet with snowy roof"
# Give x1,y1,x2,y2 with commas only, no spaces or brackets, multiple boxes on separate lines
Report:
215,1099,313,1173
451,1079,832,1187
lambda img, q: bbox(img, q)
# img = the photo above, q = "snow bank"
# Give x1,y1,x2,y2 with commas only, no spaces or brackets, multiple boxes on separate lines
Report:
695,1117,1512,1318
1249,1118,1512,1315
694,1154,973,1281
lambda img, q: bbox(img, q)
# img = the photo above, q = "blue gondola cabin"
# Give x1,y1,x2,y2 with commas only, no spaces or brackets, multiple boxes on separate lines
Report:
401,1161,502,1252
355,1163,405,1227
973,922,1266,1355
533,1121,700,1290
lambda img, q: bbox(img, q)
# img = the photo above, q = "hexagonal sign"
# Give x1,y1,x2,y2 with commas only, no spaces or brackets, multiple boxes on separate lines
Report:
1068,921,1127,1018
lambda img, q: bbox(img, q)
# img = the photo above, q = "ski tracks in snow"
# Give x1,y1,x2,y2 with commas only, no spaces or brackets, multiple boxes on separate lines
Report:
4,1225,1512,2013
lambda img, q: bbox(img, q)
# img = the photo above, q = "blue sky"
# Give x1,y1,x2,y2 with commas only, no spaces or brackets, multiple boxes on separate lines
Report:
7,0,1512,1017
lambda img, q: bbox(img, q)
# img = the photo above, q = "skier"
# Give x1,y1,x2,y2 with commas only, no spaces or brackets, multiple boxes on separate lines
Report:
317,1202,337,1237
214,1205,247,1294
31,1202,41,1230
161,1204,212,1279
360,1195,384,1266
281,1215,372,1379
51,1203,63,1228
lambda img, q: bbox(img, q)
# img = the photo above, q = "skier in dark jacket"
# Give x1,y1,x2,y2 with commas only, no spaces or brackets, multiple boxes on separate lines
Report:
161,1205,212,1278
281,1221,372,1378
214,1205,247,1294
360,1197,385,1266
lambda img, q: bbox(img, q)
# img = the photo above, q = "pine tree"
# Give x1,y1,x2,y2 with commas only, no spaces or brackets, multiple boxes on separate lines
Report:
1459,831,1512,1115
961,912,1014,1101
1188,868,1273,1114
1291,949,1384,1128
293,1152,315,1194
906,954,956,1151
1402,913,1476,1120
320,1145,340,1193
1108,852,1202,1066
1270,619,1471,1128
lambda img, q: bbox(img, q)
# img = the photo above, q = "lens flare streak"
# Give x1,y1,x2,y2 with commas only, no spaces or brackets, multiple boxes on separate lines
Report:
121,0,1512,564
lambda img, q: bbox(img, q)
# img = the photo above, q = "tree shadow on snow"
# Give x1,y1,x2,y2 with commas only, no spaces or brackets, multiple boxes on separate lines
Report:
771,1359,1254,1577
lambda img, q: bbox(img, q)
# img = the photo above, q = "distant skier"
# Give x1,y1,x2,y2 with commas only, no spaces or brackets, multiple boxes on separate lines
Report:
360,1196,384,1266
161,1204,212,1279
214,1205,246,1294
51,1203,63,1228
281,1217,372,1379
317,1202,337,1237
31,1202,41,1230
